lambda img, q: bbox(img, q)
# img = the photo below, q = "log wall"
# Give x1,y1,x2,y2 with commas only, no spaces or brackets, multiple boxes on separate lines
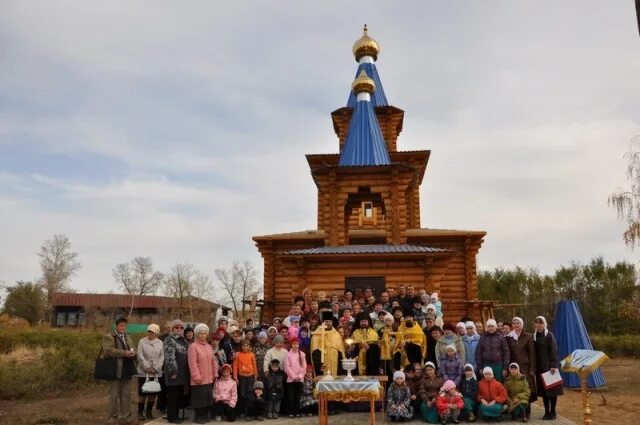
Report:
256,232,484,323
314,167,418,246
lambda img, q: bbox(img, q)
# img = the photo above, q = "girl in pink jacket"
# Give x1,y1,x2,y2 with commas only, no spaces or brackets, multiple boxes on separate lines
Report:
284,338,307,417
213,364,237,421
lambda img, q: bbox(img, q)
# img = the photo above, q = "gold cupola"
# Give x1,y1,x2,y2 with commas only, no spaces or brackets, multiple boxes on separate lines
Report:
351,69,376,94
352,24,380,62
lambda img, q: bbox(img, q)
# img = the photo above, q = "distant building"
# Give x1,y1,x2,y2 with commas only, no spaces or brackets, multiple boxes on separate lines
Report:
52,292,230,330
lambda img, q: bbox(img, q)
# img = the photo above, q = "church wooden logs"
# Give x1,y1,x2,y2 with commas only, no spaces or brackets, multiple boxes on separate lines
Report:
254,229,485,321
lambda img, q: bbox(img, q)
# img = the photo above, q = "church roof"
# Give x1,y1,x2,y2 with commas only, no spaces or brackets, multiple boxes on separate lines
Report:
283,244,450,256
346,62,388,108
405,228,486,237
339,71,391,167
253,230,325,241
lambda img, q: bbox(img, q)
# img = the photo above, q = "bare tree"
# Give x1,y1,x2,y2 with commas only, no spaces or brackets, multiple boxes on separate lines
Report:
113,257,164,316
609,136,640,247
163,263,215,320
163,263,194,317
191,270,214,300
188,270,214,320
214,261,261,317
38,234,81,322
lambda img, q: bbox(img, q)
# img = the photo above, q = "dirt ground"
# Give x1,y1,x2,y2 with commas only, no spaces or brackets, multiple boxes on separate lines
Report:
549,357,640,425
0,358,637,425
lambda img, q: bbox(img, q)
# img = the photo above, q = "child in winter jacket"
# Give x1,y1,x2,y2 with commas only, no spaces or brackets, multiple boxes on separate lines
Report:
504,363,530,422
436,380,464,424
265,359,285,419
284,338,306,417
403,364,421,417
440,345,464,387
213,364,237,422
253,332,270,381
233,339,258,418
477,367,508,420
387,371,413,422
299,366,317,416
248,381,266,420
287,317,301,342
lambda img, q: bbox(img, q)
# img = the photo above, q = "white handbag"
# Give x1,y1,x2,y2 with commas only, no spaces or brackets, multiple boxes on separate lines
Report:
141,375,162,393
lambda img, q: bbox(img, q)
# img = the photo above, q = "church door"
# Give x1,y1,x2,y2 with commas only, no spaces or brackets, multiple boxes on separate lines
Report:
344,276,386,300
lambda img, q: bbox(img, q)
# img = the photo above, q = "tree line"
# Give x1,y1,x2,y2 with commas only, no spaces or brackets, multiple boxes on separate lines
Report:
480,256,640,336
1,234,262,325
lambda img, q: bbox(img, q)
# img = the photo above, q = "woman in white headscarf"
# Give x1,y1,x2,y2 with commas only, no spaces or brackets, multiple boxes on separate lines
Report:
462,321,480,370
459,363,478,422
533,316,563,420
505,316,536,419
475,319,510,381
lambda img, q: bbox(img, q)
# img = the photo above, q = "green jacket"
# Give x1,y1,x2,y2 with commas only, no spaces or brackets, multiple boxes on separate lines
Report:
504,374,530,411
102,332,136,379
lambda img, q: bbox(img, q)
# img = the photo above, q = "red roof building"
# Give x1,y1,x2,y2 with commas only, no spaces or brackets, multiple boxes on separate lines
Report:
52,292,227,329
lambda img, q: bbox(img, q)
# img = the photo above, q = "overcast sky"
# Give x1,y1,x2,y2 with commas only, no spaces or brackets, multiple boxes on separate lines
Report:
1,1,639,298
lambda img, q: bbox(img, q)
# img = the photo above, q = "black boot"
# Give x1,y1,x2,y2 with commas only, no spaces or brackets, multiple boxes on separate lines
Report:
146,400,154,420
138,402,146,421
542,396,550,419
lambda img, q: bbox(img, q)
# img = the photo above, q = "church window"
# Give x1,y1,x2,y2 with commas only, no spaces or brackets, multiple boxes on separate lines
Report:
360,201,376,224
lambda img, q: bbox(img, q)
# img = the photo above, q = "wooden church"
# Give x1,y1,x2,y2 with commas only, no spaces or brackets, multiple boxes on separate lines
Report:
254,26,487,322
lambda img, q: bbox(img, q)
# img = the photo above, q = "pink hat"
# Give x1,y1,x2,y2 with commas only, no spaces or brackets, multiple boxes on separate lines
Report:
440,380,456,392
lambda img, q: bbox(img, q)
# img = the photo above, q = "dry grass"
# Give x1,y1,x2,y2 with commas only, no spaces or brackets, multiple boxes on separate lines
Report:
0,345,50,365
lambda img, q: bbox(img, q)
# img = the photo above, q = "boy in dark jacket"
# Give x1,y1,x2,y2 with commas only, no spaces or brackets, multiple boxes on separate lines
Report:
266,359,285,419
249,381,266,421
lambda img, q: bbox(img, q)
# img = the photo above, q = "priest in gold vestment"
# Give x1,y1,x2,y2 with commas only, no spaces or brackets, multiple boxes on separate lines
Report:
311,311,346,376
351,312,381,376
393,309,427,368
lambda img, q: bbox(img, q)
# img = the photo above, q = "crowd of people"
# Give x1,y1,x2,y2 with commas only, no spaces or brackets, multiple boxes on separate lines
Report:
102,285,563,424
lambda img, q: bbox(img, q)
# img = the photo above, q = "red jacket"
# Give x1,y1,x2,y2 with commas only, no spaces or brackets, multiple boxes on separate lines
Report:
436,391,464,415
478,379,508,404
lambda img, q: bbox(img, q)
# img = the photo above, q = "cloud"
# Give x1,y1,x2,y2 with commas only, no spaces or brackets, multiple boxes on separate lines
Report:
0,1,639,296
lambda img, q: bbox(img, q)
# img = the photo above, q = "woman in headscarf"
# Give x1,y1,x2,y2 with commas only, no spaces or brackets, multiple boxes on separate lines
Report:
266,326,278,345
506,316,536,419
477,367,507,421
504,362,530,422
533,316,563,420
459,364,478,422
462,321,480,370
418,361,444,423
298,325,311,365
475,319,510,381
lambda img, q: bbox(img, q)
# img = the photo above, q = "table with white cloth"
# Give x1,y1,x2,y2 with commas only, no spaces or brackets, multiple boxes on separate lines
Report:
314,376,385,425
